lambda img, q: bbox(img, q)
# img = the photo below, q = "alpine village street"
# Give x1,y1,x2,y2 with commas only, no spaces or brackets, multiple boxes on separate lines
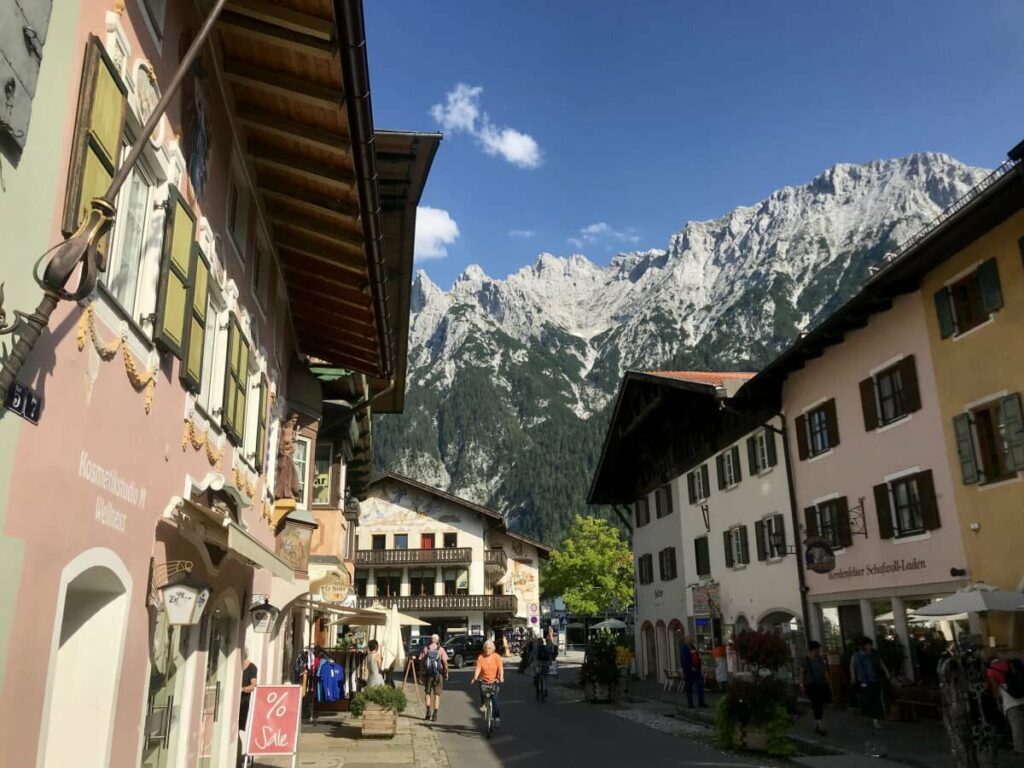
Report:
1,1,1024,768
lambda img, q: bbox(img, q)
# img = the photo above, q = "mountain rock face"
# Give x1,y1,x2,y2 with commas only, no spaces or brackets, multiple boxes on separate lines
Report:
374,153,989,544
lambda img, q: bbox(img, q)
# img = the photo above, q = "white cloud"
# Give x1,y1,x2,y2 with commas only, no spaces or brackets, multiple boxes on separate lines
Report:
508,229,536,239
430,83,542,169
415,206,460,261
567,222,641,249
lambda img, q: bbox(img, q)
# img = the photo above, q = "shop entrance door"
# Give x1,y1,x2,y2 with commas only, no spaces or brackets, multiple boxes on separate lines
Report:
197,610,236,768
140,614,188,768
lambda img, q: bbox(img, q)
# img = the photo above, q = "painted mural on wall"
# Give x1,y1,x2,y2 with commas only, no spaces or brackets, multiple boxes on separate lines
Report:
178,31,212,198
360,484,459,528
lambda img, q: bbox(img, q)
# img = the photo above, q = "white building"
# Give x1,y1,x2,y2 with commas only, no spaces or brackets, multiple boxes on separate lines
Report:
356,474,549,640
590,371,806,684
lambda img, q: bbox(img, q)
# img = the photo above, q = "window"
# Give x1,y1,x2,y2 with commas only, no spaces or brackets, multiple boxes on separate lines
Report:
102,144,155,322
694,537,711,577
860,357,921,430
409,568,435,596
723,526,749,567
716,446,742,489
755,513,787,560
226,170,249,257
687,464,711,504
637,554,654,585
196,291,226,417
138,0,167,42
354,572,367,597
443,568,468,596
252,240,270,309
804,497,852,549
371,534,386,551
747,429,778,474
393,534,408,550
658,547,678,581
953,395,1024,486
293,437,310,507
874,471,940,539
421,533,435,549
375,570,401,597
312,442,332,505
934,259,1002,339
443,532,458,548
634,497,651,528
796,399,840,459
221,315,250,444
654,484,673,518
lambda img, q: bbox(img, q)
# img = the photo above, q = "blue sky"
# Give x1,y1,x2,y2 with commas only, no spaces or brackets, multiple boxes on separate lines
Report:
365,1,1024,289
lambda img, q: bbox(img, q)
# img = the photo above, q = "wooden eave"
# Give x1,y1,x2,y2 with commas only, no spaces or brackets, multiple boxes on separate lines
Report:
213,0,387,376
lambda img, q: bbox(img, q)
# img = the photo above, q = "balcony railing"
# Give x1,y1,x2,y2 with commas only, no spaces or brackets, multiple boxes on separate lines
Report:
356,594,518,613
484,549,508,572
355,547,473,566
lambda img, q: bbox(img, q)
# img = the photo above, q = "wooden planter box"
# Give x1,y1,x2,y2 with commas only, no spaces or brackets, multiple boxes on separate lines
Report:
360,703,397,738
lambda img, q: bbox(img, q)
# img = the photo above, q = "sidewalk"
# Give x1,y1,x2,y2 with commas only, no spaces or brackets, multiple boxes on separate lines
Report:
627,678,955,768
252,698,449,768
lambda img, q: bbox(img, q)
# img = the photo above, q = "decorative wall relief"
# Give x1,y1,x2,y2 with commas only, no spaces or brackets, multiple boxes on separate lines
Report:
181,418,224,469
77,305,159,412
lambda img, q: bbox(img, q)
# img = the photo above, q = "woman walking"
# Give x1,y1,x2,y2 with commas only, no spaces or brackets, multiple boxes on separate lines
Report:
801,641,832,735
365,639,385,689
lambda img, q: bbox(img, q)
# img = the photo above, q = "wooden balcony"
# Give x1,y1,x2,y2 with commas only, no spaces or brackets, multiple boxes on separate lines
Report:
484,549,508,573
355,547,472,566
356,594,518,614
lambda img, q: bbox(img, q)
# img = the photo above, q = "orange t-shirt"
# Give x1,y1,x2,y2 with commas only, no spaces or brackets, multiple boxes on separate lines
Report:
475,653,503,683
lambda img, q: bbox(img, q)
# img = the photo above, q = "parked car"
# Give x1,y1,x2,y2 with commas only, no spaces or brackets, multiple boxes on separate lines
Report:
444,634,486,668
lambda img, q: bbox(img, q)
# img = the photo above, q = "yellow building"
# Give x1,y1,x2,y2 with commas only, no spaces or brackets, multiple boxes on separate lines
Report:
917,148,1024,646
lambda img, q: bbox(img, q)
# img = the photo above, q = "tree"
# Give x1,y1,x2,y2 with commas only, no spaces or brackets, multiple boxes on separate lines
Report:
542,514,633,615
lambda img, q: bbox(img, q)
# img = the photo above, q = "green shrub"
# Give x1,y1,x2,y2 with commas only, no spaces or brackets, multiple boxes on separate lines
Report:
350,685,407,717
580,631,620,688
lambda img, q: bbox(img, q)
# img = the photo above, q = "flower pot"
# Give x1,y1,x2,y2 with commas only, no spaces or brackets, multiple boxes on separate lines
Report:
360,703,397,738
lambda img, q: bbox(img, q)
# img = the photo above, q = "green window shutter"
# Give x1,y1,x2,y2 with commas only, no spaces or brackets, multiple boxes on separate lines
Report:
916,470,941,531
235,338,250,446
952,413,980,484
222,317,241,441
859,376,879,431
722,530,733,568
934,288,955,339
731,446,742,482
754,520,767,561
747,436,758,475
765,430,778,467
898,355,922,414
255,376,269,472
179,245,209,392
803,506,819,537
61,35,127,256
977,258,1003,315
835,496,853,548
154,186,196,357
998,394,1024,471
794,414,809,460
873,484,894,539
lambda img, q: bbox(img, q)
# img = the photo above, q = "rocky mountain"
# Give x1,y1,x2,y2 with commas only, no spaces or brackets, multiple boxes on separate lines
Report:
374,153,989,544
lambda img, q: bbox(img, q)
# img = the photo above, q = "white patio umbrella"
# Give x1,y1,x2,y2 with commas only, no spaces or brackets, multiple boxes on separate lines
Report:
591,618,627,630
379,605,405,671
913,584,1024,617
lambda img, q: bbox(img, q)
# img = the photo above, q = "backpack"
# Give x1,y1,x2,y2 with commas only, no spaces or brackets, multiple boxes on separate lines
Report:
1003,659,1024,699
424,647,442,677
536,642,553,663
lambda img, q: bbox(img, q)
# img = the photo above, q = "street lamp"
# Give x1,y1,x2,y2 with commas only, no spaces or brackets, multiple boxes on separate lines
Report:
158,573,211,627
249,597,280,633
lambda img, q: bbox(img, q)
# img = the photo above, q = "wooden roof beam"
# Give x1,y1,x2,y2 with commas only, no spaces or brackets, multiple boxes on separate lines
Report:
223,59,342,110
281,262,369,300
217,10,336,58
236,105,350,154
260,187,359,225
269,217,364,254
292,309,375,335
249,144,355,190
225,0,335,40
286,283,372,314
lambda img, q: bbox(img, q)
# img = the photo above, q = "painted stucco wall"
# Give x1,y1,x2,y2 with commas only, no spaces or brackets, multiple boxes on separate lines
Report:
487,530,542,620
919,208,1024,642
783,292,967,602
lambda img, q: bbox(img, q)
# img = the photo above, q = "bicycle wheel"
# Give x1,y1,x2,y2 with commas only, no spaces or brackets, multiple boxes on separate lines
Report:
485,697,493,738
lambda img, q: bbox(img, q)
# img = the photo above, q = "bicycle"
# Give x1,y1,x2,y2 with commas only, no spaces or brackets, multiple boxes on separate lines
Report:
479,682,500,738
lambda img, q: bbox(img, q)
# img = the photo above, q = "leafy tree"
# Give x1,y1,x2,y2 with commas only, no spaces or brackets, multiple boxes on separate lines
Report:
542,515,633,615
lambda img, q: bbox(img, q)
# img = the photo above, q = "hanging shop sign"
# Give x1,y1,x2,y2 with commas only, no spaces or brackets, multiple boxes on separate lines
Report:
318,570,352,603
244,685,301,759
804,536,837,574
691,583,721,616
4,380,42,424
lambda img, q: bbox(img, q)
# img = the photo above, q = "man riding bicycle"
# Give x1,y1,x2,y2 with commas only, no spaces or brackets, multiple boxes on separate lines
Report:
471,640,504,728
528,628,557,700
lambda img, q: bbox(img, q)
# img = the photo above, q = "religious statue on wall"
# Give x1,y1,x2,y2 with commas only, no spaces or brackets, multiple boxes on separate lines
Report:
178,30,212,198
273,413,302,501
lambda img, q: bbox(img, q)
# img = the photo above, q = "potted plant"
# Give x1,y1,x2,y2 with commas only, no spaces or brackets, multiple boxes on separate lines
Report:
580,631,620,702
350,686,407,737
713,630,795,755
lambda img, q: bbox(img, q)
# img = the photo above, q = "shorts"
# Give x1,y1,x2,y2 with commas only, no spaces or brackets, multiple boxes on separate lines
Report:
424,674,445,694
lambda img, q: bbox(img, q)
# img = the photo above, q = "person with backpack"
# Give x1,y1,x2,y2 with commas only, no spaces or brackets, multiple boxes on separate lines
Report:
419,634,449,722
529,628,558,699
680,637,708,709
800,641,832,735
986,654,1024,754
851,637,888,730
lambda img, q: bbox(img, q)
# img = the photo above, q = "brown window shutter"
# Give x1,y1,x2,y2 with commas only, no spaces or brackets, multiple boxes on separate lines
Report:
804,506,819,537
873,484,894,539
723,530,734,567
739,525,750,564
754,520,767,561
731,445,743,482
766,430,778,467
859,377,879,431
824,398,840,448
835,497,853,548
795,414,809,460
916,470,940,530
255,376,269,472
774,514,787,555
898,355,922,414
716,453,726,490
701,464,710,496
62,35,128,247
747,436,758,474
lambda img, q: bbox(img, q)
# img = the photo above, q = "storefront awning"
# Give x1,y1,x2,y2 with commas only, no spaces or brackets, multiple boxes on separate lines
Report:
225,521,294,582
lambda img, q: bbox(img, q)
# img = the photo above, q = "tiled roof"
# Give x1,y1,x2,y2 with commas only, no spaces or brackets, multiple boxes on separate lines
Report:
645,370,756,387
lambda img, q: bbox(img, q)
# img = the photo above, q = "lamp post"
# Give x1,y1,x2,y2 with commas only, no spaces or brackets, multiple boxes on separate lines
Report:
158,573,211,627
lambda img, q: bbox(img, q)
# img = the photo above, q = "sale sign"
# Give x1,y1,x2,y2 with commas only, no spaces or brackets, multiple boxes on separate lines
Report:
244,685,302,757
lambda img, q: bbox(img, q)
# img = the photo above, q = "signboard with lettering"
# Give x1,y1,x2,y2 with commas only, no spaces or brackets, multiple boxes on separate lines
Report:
804,536,837,574
691,583,721,616
4,381,42,424
244,685,301,759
